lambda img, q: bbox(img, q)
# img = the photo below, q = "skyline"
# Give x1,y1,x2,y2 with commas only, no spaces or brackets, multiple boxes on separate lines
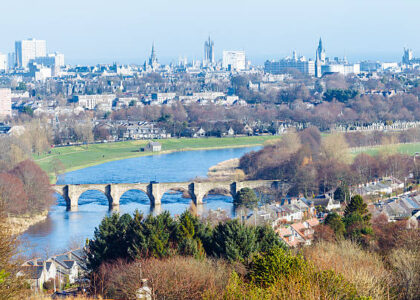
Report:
1,0,419,65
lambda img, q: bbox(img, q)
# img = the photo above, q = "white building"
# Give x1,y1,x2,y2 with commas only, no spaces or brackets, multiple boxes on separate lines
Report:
15,38,47,69
74,94,116,110
321,63,360,76
265,53,315,76
0,53,7,71
0,88,12,118
222,50,246,71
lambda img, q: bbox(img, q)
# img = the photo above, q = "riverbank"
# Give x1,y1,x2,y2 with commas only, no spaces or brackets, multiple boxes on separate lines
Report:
34,136,278,182
7,210,48,235
207,158,242,181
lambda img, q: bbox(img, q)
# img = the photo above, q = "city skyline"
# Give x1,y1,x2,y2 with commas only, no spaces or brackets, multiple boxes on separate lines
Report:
0,0,419,65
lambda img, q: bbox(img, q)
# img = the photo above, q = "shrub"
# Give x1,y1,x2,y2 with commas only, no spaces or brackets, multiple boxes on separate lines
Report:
93,256,231,300
304,240,391,299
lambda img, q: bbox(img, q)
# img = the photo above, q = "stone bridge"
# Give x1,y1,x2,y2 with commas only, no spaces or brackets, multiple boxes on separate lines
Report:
53,180,282,211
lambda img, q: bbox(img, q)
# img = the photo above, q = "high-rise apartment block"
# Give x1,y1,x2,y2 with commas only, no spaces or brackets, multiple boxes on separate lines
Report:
222,50,246,71
15,38,47,69
0,88,12,118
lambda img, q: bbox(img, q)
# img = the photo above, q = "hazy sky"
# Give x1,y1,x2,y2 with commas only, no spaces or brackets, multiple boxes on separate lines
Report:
1,0,419,65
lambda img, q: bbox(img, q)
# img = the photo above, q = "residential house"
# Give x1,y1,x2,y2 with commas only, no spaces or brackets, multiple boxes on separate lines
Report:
276,218,319,247
122,122,170,140
193,127,206,137
19,265,46,290
310,193,341,211
20,258,57,291
373,193,420,221
52,253,79,284
226,127,235,136
353,177,404,196
243,124,253,135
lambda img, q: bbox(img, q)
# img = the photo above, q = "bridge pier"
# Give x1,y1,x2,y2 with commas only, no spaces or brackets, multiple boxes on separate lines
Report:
148,183,163,207
62,185,80,211
191,182,205,205
107,184,120,210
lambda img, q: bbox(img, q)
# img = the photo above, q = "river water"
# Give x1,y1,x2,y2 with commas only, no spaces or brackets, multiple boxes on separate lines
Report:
20,146,260,256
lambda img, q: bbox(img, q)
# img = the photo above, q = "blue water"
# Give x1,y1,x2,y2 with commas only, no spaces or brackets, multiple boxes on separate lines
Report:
20,146,260,255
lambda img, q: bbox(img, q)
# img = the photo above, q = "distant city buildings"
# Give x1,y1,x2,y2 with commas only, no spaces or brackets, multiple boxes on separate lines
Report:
402,47,420,66
204,36,215,66
0,88,12,118
265,51,315,76
222,50,246,71
15,38,47,69
144,43,159,71
314,38,360,77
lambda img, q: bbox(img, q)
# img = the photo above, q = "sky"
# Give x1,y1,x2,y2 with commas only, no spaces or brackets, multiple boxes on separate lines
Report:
0,0,419,65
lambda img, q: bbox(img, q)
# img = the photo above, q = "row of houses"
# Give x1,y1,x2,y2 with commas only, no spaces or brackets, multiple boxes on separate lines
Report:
373,192,420,222
352,177,404,196
333,121,420,133
19,248,87,291
240,194,341,247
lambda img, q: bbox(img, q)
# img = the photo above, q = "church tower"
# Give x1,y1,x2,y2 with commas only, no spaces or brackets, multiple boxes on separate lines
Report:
315,38,326,77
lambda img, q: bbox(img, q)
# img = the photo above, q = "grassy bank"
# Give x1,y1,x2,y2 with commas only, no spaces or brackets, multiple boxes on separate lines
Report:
350,142,420,156
34,136,279,182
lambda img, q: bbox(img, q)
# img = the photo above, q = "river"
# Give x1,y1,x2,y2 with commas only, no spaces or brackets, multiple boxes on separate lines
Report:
20,146,260,256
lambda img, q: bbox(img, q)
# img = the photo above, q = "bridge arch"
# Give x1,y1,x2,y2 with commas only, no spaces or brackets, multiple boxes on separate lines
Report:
118,188,151,206
77,189,111,210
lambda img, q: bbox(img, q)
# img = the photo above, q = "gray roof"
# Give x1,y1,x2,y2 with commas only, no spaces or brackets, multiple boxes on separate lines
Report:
148,141,161,146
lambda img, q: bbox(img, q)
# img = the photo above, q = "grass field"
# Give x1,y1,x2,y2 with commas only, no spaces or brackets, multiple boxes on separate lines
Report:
34,136,279,181
350,142,420,157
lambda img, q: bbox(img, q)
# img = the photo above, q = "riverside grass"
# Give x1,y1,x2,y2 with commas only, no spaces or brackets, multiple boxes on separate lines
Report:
33,136,279,182
350,142,420,157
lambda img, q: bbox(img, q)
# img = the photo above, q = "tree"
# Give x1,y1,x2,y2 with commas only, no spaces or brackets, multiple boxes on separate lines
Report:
255,226,286,253
0,173,28,215
324,212,345,238
344,195,369,218
9,160,54,214
333,186,350,203
248,246,308,287
343,195,373,246
0,203,27,299
211,220,258,262
140,211,176,258
176,211,205,258
88,213,132,271
234,188,258,208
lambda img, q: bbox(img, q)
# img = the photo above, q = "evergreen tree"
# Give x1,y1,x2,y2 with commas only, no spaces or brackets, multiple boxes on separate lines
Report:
126,210,146,259
344,195,370,221
234,188,259,208
211,219,258,262
334,186,349,203
176,211,206,258
141,211,176,258
324,212,346,238
88,213,132,271
343,195,373,246
255,225,286,253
